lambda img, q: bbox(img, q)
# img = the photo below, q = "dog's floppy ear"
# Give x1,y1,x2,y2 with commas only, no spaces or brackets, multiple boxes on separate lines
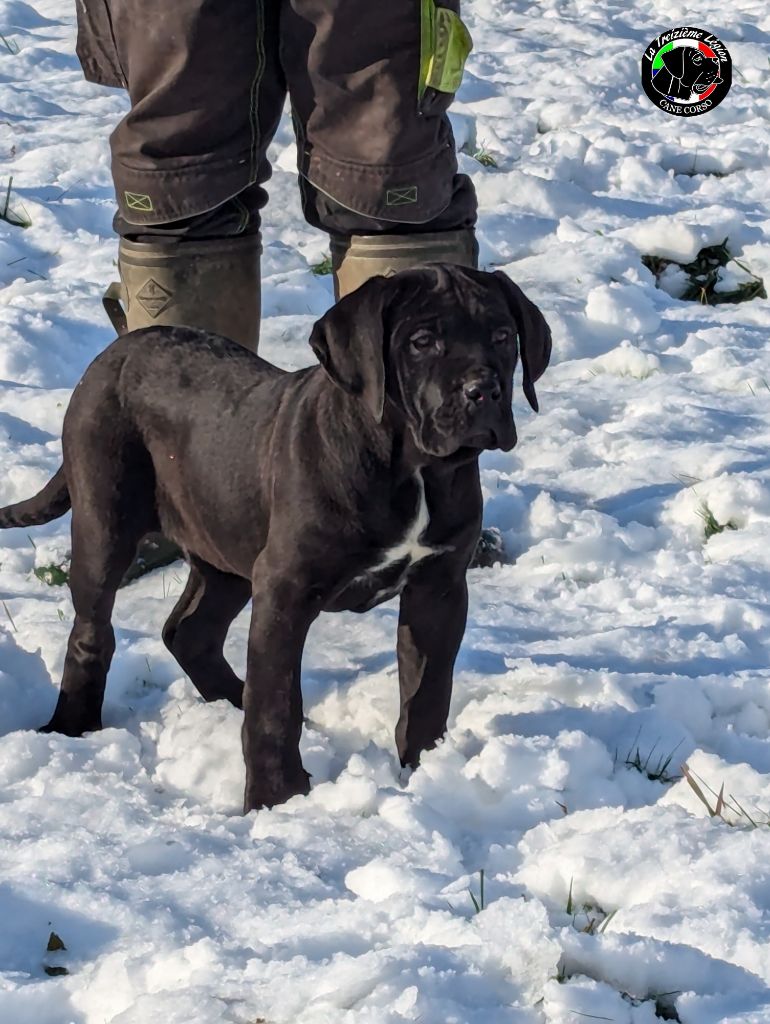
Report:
493,271,552,413
661,48,685,79
309,276,389,422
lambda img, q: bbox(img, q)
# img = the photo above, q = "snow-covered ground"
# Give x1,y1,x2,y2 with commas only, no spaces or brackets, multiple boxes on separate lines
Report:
2,1,770,1021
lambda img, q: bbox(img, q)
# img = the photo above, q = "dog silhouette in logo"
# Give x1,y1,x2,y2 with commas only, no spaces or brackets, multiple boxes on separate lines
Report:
652,47,723,100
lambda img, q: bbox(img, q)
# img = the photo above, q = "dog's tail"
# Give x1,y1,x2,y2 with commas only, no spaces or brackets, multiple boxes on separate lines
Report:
0,466,71,529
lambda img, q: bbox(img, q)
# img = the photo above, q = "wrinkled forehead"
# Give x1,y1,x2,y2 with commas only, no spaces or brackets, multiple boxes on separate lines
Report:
388,265,510,325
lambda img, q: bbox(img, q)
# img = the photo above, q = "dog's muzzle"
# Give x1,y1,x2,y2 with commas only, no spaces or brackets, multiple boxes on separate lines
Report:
694,59,722,92
462,374,517,452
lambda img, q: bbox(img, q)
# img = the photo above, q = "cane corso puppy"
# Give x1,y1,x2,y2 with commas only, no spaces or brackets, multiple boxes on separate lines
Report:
652,47,723,100
0,265,551,812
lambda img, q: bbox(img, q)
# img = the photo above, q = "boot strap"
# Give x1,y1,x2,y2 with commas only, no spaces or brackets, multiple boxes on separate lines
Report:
103,281,128,336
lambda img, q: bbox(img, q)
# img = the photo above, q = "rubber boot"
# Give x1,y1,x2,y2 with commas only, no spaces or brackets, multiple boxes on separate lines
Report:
103,233,262,351
105,234,261,586
330,228,477,300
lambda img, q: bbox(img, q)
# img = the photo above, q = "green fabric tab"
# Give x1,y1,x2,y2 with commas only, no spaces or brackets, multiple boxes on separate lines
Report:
419,2,472,98
419,0,434,100
386,186,418,205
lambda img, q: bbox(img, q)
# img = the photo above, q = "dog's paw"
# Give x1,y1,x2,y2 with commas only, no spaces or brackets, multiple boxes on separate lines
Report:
39,714,102,737
469,527,506,569
39,693,103,737
243,769,312,813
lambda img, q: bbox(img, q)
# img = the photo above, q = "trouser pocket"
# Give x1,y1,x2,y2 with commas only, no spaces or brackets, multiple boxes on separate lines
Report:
418,0,473,116
75,0,127,88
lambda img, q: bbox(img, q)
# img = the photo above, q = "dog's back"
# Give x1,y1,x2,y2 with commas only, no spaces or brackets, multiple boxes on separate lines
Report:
0,326,304,574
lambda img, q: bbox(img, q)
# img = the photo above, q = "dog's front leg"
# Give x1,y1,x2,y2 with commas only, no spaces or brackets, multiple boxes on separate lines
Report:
242,571,320,812
395,563,468,770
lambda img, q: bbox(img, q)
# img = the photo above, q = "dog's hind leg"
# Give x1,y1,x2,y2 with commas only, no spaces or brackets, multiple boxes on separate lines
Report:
42,505,148,737
41,409,157,737
162,560,251,708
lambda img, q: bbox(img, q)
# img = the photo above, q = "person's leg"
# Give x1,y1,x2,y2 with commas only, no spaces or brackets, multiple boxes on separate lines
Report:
280,0,478,298
76,0,287,349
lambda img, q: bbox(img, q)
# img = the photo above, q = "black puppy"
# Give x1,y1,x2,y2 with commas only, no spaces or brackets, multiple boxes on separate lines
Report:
0,265,551,812
652,47,723,100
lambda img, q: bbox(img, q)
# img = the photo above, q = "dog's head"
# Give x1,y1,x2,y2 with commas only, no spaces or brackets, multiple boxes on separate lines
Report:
660,47,723,93
309,264,551,458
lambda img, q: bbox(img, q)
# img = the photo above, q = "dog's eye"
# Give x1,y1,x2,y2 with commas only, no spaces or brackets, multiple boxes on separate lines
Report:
410,330,438,350
492,327,514,346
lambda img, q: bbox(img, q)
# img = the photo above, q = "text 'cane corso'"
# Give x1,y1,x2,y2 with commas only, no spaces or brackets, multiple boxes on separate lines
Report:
0,265,551,811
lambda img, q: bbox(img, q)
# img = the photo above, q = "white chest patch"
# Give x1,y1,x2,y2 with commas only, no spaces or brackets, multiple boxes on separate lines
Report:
372,471,435,573
346,472,452,606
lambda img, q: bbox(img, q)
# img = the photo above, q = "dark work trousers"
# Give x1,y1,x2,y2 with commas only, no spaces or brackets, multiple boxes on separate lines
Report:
74,0,478,242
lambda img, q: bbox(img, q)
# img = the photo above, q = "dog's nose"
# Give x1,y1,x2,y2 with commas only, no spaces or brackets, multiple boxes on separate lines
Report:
464,378,502,404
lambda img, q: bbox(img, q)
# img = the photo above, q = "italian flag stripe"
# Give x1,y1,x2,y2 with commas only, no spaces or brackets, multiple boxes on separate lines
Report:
652,39,717,69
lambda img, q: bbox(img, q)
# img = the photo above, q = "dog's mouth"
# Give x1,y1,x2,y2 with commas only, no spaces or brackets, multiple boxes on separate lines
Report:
694,76,722,92
467,427,513,450
413,405,518,458
413,429,493,459
485,418,518,452
467,430,496,448
455,422,518,455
